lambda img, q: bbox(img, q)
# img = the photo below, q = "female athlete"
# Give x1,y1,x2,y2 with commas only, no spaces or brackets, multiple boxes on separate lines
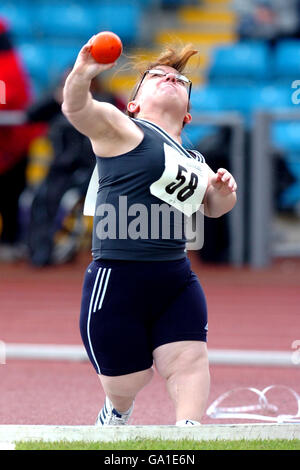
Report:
62,37,237,426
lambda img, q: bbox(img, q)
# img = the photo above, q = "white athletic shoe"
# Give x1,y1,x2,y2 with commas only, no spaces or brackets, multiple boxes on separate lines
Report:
176,419,201,426
95,397,134,426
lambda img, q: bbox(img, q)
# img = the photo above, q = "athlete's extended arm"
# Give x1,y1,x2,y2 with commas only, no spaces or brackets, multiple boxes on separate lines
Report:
203,167,237,218
62,37,142,156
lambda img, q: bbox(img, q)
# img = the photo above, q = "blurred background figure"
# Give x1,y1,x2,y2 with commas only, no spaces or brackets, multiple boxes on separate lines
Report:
233,0,300,45
0,17,44,262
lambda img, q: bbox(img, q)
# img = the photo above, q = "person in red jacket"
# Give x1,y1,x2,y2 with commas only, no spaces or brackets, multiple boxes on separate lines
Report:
0,17,45,261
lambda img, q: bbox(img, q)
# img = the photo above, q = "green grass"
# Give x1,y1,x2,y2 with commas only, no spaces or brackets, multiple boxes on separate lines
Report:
15,438,300,451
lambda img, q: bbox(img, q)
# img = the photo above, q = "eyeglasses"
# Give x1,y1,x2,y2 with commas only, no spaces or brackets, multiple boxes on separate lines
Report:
132,69,192,101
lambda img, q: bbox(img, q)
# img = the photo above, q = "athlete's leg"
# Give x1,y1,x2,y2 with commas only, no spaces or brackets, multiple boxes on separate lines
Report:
153,340,210,423
150,262,209,423
80,260,155,418
98,367,154,412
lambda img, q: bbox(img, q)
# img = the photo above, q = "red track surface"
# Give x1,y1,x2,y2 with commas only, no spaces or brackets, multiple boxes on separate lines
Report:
1,251,300,425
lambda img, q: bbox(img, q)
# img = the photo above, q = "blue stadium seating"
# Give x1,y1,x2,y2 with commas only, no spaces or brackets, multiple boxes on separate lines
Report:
248,85,294,114
44,42,81,83
192,83,294,119
182,124,217,147
35,3,96,40
191,86,223,112
91,2,142,44
273,40,300,79
208,41,271,83
17,40,82,88
201,85,254,116
2,1,143,44
272,122,300,152
4,1,143,97
16,42,50,87
0,1,34,38
183,87,222,146
5,0,144,97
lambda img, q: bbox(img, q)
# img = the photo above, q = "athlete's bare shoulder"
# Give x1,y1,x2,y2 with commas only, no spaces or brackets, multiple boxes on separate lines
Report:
90,104,144,157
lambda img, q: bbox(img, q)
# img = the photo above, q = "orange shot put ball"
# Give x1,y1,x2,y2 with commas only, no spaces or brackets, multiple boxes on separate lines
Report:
90,31,123,64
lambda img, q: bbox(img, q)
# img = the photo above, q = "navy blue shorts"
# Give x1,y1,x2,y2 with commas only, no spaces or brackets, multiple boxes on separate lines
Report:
80,257,207,376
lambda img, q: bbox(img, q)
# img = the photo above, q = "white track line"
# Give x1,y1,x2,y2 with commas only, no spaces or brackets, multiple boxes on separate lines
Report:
0,424,299,443
0,441,15,450
3,343,298,367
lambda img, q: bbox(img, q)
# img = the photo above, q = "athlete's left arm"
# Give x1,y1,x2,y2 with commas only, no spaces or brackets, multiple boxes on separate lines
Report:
202,166,237,218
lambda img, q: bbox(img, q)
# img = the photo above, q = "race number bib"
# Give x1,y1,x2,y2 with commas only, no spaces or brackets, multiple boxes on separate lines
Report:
150,143,208,216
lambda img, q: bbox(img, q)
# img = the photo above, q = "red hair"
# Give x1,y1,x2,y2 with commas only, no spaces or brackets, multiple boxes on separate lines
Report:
127,44,197,119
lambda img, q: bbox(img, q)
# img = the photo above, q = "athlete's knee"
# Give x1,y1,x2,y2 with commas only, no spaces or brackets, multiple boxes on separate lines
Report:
154,341,209,381
173,347,208,379
99,367,154,397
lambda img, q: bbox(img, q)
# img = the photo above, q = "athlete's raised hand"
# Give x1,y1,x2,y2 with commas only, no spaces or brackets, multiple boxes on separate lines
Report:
72,36,116,81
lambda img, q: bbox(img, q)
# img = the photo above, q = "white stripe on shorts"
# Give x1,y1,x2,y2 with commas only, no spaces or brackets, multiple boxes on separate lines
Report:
92,267,112,312
87,267,102,374
87,267,112,374
93,268,106,312
98,268,112,310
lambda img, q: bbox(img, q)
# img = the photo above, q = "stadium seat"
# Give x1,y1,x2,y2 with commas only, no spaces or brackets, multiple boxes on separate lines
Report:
210,85,254,116
249,85,294,113
208,41,271,83
191,86,223,113
46,43,81,83
272,122,300,152
17,40,81,97
0,1,34,38
182,124,217,147
273,40,300,79
192,84,294,124
92,2,142,44
17,42,50,87
35,3,96,39
191,85,251,124
182,86,223,146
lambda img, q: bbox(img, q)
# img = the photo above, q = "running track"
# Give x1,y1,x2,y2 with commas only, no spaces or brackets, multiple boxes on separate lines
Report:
0,251,299,425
